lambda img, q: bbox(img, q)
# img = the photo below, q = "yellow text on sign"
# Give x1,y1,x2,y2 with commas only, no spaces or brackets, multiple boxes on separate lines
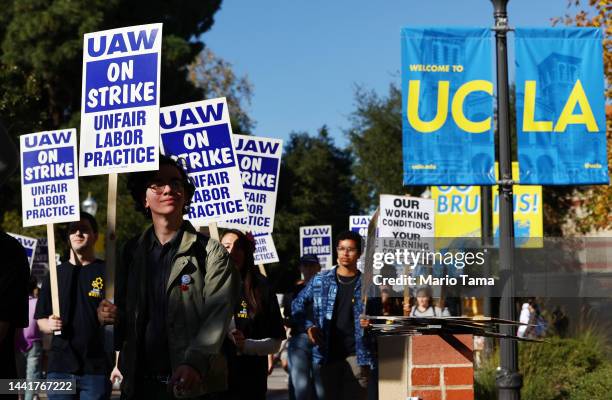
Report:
522,80,599,133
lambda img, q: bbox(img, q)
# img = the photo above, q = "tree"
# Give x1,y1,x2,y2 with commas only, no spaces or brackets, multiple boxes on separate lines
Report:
553,0,612,233
189,48,255,134
0,0,227,239
347,84,421,213
270,127,359,290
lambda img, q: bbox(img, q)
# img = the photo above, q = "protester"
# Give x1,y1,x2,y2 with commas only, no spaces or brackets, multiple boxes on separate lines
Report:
34,212,111,399
282,254,323,400
221,229,286,400
0,232,29,390
15,276,43,400
0,122,29,396
518,298,546,339
97,155,239,400
404,286,451,317
292,230,373,400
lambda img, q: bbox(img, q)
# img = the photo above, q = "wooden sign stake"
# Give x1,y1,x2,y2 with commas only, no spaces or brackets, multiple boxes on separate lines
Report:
46,223,61,335
105,173,117,301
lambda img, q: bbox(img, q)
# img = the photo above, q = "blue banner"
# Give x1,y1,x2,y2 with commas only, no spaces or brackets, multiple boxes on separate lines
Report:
515,28,608,185
402,27,495,186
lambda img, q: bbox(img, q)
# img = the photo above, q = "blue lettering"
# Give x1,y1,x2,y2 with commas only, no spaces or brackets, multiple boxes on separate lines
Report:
127,28,159,52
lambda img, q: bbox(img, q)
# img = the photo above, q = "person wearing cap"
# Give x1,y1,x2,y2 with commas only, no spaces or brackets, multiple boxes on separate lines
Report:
97,155,240,400
34,212,112,399
282,254,323,400
292,230,373,400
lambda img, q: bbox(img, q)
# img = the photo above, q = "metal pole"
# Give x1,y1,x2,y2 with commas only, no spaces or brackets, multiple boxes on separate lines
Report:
480,185,493,358
490,1,522,399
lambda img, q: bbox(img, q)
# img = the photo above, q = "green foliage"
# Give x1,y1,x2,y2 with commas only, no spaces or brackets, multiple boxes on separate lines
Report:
475,332,612,400
0,0,223,225
189,48,254,134
269,127,358,290
348,84,420,212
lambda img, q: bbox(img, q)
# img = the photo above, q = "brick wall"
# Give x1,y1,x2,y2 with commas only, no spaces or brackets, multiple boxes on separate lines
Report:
409,334,474,400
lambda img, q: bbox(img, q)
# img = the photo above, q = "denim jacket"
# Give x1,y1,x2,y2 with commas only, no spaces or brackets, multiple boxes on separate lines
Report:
291,267,373,367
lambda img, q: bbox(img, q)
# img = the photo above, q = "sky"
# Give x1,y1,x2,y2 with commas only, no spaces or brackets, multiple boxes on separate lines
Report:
203,0,573,147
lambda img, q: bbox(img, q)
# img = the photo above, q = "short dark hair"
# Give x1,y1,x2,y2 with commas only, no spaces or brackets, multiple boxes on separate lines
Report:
66,211,98,234
335,230,363,256
127,154,195,217
79,211,98,234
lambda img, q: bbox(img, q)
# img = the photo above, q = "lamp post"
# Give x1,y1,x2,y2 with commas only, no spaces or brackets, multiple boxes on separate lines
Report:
81,192,98,217
490,1,522,399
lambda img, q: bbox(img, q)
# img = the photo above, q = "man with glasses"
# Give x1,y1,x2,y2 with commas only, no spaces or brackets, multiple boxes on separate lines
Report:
34,211,112,399
292,230,372,400
97,155,239,399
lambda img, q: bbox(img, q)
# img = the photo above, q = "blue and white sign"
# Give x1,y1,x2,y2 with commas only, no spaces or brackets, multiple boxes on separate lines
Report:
350,215,372,272
79,23,162,176
515,28,608,185
254,233,279,265
8,233,38,268
402,27,495,185
160,98,247,225
20,130,80,227
221,136,283,233
300,225,333,269
350,215,372,238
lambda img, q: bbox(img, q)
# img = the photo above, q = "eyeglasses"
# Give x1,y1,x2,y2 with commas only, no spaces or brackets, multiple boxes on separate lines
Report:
148,178,184,194
336,246,358,254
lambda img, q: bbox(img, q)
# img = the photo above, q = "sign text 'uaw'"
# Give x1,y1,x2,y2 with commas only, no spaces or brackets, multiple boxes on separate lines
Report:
80,23,162,176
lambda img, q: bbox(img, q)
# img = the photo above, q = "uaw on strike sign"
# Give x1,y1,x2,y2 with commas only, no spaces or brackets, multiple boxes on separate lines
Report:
20,130,80,227
80,23,162,175
221,136,283,233
160,98,247,225
300,225,333,268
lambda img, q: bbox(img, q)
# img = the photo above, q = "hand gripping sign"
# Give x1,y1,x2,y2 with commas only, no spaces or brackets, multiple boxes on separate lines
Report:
21,129,81,333
300,225,333,269
79,23,162,176
220,135,283,234
160,98,247,235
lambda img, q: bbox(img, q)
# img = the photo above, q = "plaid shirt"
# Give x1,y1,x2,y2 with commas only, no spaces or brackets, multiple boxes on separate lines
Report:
291,267,373,367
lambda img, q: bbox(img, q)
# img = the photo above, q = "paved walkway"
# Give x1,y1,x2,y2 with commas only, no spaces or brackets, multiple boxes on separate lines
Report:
267,367,290,400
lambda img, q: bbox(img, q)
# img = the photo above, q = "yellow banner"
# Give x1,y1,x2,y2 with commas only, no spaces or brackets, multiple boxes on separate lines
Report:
432,162,543,248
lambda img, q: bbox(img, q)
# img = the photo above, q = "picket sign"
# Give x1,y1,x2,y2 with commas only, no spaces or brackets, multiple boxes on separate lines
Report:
80,23,163,301
46,224,61,335
105,173,118,300
21,129,81,335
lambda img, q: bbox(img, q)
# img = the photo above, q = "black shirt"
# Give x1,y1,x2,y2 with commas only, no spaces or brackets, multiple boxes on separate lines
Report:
329,272,358,361
228,273,286,400
143,229,182,375
34,260,109,375
0,232,29,381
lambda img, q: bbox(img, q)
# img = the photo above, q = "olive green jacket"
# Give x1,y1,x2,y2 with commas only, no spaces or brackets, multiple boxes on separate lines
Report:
115,222,240,398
